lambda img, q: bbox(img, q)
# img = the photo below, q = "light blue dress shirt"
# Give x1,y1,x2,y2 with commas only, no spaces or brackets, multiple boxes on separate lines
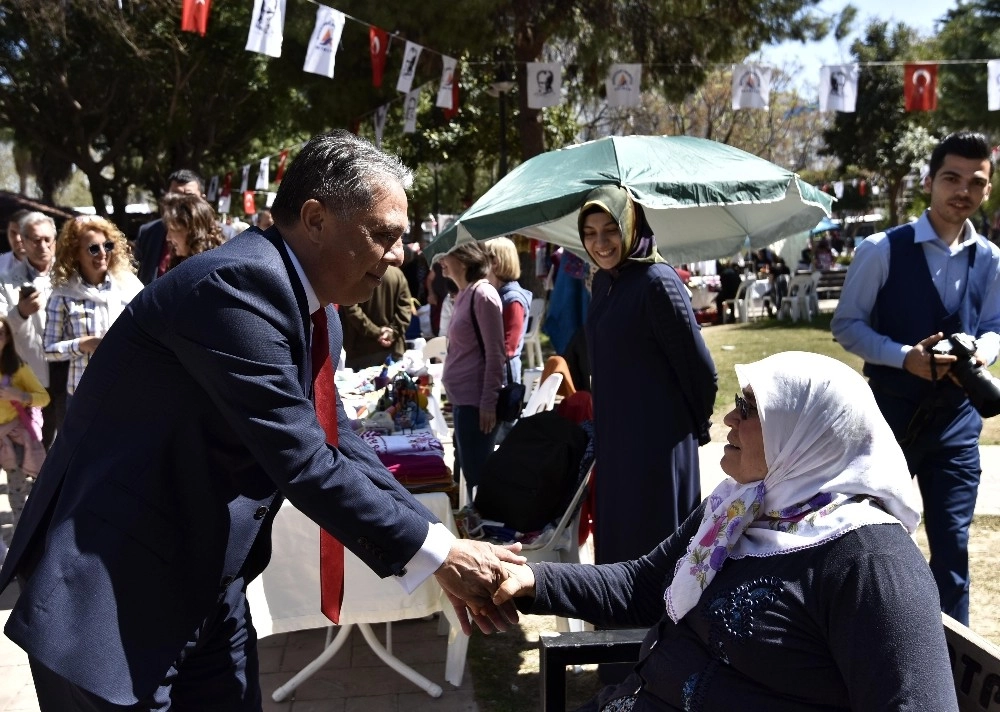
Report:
831,211,1000,369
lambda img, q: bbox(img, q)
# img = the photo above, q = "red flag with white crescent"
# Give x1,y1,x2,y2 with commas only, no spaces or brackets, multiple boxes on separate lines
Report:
275,150,289,184
221,172,232,197
443,62,461,120
904,63,937,112
370,27,389,88
181,0,211,36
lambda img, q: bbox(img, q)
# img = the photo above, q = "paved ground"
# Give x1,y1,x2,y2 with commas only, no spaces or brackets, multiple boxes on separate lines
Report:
2,445,999,711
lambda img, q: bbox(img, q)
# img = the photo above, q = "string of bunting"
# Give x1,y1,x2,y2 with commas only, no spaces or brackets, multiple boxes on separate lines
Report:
179,0,1000,213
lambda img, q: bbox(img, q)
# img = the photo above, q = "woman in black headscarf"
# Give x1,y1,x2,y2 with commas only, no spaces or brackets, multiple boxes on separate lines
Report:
579,186,717,568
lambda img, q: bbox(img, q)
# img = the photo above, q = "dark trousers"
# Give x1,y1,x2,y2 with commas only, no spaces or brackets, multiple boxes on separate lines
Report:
41,361,69,450
28,576,262,711
452,405,498,501
873,386,980,625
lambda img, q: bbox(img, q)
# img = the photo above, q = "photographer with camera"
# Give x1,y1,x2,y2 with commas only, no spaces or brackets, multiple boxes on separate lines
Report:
832,131,1000,626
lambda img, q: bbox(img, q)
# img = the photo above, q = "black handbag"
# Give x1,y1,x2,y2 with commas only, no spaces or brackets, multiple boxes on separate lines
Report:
469,285,526,422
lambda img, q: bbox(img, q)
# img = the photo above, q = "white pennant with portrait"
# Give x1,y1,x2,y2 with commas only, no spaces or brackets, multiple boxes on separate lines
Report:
245,0,286,58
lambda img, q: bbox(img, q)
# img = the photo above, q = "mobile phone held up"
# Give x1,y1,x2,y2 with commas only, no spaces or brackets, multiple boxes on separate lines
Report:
19,282,36,300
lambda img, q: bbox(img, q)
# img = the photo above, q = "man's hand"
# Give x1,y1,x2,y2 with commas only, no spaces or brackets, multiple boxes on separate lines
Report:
903,333,957,381
377,327,394,348
17,290,42,318
434,539,525,635
492,562,536,605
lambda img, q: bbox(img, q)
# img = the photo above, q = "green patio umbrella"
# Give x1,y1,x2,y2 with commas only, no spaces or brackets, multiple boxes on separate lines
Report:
424,135,833,264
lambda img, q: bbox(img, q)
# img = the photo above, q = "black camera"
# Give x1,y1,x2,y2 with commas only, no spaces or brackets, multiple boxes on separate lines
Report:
932,333,1000,417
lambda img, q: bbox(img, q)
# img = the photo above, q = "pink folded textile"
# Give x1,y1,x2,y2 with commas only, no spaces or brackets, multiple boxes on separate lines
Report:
378,453,451,484
362,431,444,457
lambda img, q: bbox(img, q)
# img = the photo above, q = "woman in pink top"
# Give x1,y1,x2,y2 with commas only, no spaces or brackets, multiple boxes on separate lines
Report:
439,242,505,500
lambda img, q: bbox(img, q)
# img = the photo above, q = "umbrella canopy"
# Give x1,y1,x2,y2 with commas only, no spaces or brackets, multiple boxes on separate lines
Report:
811,216,840,235
424,135,833,264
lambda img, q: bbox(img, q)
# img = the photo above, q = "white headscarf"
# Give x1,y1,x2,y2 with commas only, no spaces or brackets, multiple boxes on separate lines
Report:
664,351,920,623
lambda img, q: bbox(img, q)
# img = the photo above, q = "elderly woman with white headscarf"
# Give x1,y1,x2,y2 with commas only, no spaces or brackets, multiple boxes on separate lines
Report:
494,351,957,712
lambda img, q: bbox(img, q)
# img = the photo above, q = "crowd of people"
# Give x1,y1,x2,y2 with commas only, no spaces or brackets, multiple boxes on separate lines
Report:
0,128,990,712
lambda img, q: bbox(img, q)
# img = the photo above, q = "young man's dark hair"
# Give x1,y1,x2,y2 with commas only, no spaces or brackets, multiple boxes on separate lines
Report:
929,131,993,179
166,168,205,194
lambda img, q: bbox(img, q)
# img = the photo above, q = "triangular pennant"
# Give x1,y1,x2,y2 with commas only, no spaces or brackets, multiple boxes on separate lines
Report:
403,88,420,134
374,105,389,148
819,64,858,113
181,0,212,36
396,41,422,93
255,158,270,190
436,56,457,110
732,64,772,110
527,62,562,109
245,0,286,58
989,60,1000,112
303,5,346,79
206,175,219,202
605,63,642,108
904,63,937,112
370,27,389,88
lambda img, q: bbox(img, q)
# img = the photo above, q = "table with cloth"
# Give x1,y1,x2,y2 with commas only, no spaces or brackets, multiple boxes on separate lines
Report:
247,360,462,700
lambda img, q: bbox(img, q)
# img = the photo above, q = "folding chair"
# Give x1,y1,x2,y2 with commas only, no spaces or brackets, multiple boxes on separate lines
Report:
522,373,563,417
522,298,546,369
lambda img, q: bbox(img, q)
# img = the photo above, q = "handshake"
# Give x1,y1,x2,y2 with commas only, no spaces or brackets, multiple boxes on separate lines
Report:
432,538,538,635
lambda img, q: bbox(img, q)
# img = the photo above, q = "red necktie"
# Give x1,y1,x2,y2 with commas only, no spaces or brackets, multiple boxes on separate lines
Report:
313,309,347,623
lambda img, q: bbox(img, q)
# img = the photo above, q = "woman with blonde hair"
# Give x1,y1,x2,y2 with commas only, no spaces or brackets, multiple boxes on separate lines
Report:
44,216,143,398
160,192,225,270
484,237,533,387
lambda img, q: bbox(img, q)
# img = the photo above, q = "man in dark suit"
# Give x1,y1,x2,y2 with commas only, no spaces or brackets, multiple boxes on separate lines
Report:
134,168,204,284
0,131,522,710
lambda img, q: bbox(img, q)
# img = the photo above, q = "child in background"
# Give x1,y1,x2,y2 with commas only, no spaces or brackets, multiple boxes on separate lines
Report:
0,316,49,543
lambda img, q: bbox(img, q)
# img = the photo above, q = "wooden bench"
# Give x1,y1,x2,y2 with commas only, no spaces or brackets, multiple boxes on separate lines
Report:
539,614,1000,711
815,269,847,301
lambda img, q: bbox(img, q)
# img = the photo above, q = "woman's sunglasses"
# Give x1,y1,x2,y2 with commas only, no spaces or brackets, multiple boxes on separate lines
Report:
87,241,116,256
735,392,757,420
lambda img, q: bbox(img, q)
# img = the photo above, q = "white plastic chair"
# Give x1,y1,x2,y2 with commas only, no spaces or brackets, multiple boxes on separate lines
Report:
522,373,563,417
422,336,448,419
777,274,816,322
522,298,546,370
521,464,595,632
521,367,543,405
722,277,755,324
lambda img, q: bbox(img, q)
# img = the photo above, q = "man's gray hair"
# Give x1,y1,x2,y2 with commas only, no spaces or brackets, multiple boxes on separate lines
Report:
271,130,413,225
18,212,55,235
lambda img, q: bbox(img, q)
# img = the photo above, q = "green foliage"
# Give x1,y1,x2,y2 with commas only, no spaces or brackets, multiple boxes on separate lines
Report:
935,0,1000,136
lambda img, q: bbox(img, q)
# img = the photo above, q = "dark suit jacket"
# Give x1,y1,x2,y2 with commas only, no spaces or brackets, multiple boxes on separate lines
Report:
134,217,166,285
0,227,438,704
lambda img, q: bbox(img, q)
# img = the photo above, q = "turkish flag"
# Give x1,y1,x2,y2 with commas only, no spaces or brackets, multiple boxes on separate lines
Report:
275,150,289,184
242,190,256,215
221,172,232,197
443,62,461,120
370,27,389,88
904,63,937,112
180,0,211,36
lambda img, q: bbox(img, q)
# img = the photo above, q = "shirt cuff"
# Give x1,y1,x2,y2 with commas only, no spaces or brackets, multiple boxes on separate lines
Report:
395,521,455,594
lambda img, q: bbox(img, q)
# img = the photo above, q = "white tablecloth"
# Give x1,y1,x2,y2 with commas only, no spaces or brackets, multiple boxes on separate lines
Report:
248,492,456,634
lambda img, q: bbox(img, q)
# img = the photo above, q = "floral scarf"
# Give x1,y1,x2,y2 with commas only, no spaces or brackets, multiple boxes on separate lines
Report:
664,351,921,623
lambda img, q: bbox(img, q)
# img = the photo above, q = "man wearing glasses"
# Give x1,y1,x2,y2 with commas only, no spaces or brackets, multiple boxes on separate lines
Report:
0,212,67,448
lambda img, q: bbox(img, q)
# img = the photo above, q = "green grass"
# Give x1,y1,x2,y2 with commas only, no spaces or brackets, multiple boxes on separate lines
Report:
698,313,1000,445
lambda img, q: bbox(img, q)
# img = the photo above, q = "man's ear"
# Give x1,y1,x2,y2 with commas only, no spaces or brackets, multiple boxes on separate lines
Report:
299,199,325,243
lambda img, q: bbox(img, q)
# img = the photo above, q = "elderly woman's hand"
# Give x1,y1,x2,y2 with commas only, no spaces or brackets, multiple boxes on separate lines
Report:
492,562,536,605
